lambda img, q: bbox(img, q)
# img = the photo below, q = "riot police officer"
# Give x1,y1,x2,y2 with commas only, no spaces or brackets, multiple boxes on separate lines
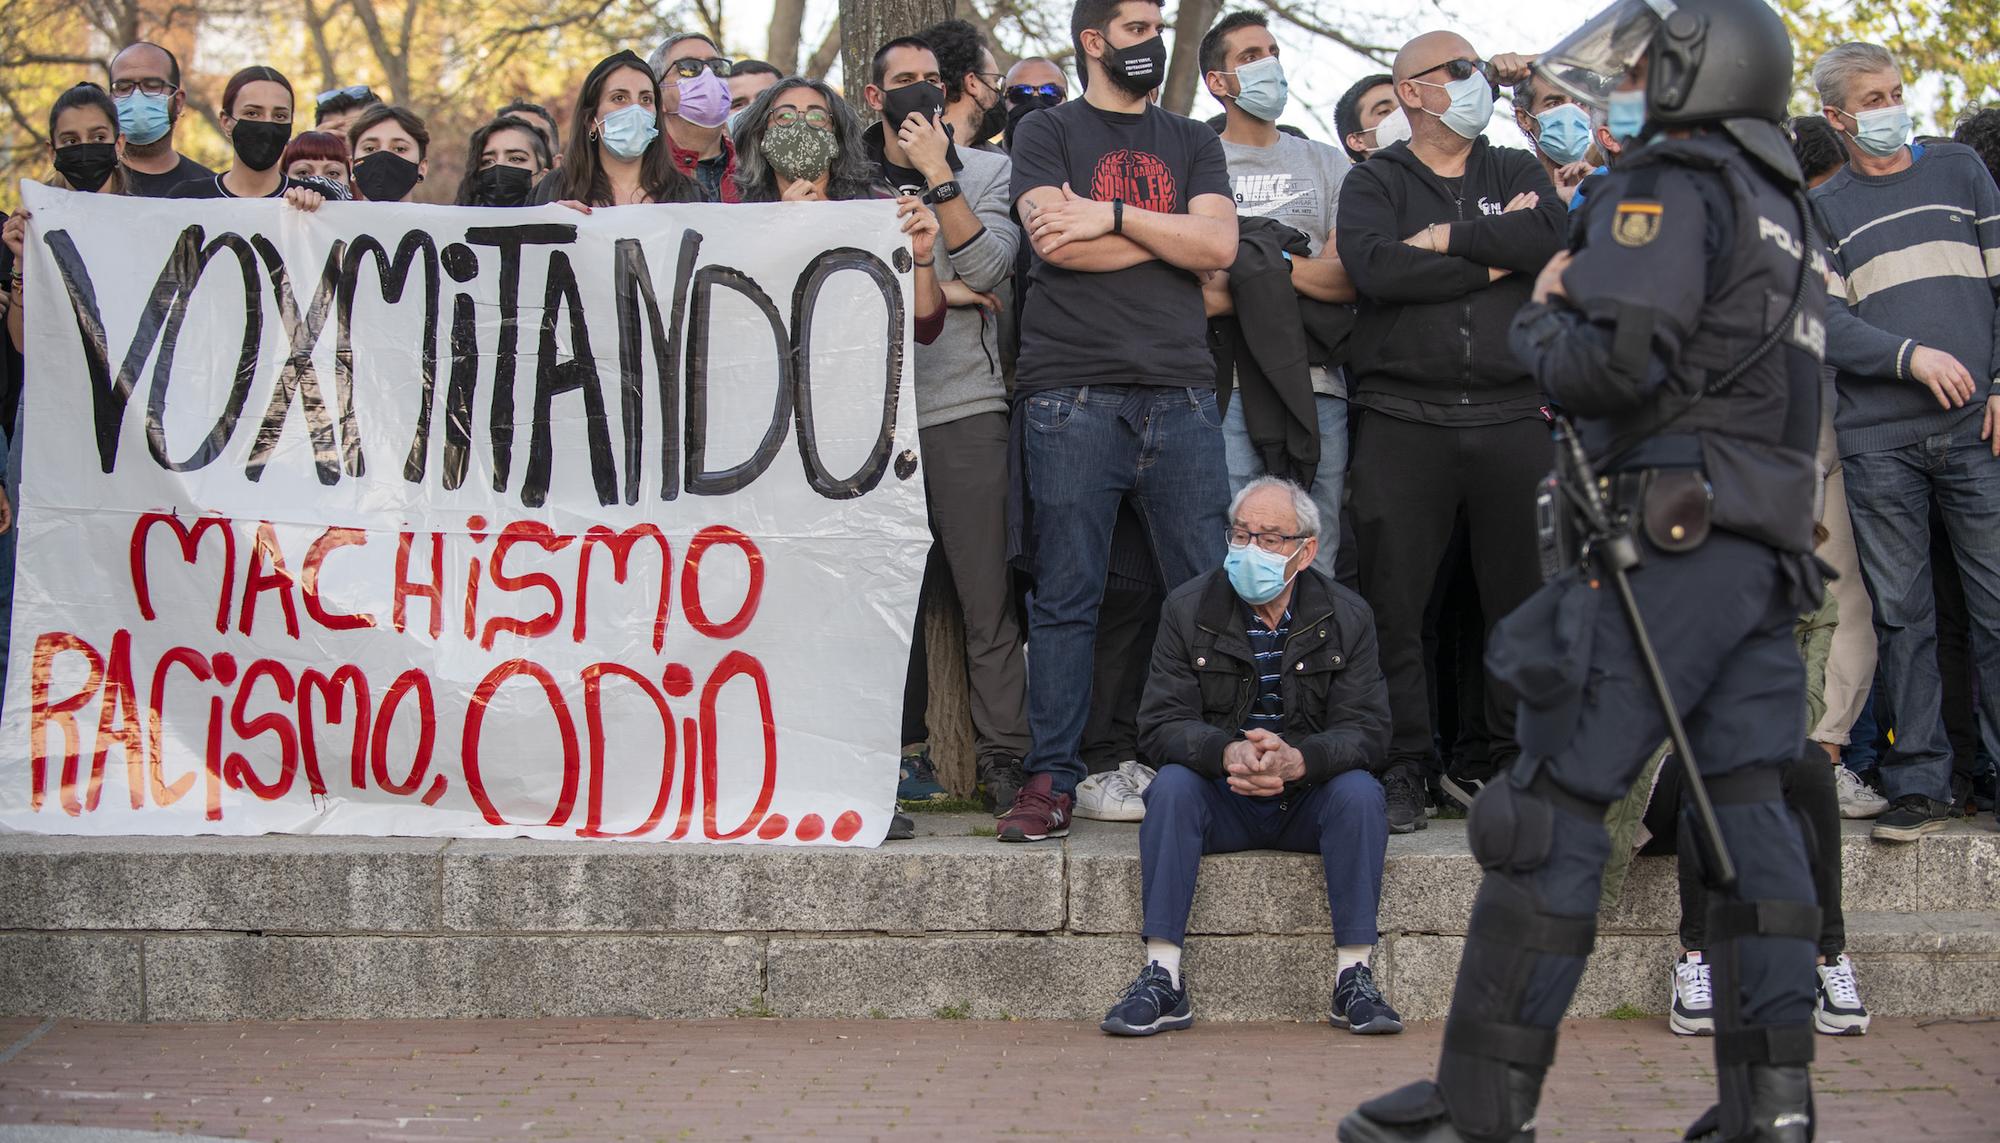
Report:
1339,1,1829,1141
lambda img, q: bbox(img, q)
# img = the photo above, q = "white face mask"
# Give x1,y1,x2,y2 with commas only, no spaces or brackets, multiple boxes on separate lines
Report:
1371,106,1411,151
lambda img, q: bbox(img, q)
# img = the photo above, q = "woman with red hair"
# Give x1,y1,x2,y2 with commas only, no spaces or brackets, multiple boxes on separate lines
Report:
282,130,352,199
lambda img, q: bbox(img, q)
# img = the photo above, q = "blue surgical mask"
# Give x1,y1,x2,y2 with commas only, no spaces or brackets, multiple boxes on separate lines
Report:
117,90,173,146
1841,103,1910,158
1534,103,1593,165
1417,73,1495,140
1224,542,1297,605
597,103,659,160
1606,89,1647,144
1228,56,1289,123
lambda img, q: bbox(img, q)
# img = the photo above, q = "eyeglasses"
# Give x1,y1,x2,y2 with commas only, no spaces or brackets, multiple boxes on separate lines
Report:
767,107,832,129
315,84,375,108
1006,83,1063,104
1226,527,1307,554
109,78,177,98
667,56,733,79
973,70,1006,92
1412,58,1495,85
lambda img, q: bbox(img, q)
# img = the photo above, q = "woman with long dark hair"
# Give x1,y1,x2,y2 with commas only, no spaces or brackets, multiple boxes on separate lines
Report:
731,77,945,341
531,50,698,209
457,115,552,207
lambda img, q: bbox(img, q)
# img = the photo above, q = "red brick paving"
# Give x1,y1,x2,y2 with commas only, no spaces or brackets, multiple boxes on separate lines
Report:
1,1016,1994,1141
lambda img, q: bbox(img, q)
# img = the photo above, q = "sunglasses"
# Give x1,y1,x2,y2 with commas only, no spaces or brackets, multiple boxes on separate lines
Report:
1412,58,1496,85
667,57,733,79
315,84,374,108
1005,83,1063,104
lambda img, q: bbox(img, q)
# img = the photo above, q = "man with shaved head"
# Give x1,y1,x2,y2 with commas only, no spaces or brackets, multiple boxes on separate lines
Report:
109,41,214,196
1333,30,1565,834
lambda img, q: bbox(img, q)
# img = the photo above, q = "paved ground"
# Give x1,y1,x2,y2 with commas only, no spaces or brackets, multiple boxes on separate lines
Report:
0,1014,1994,1141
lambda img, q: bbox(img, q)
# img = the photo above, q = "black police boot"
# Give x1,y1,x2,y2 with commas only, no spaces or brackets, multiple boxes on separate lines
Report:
1337,1076,1539,1143
1682,1066,1813,1142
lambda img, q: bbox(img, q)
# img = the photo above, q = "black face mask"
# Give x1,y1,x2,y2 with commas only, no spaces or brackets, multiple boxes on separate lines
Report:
1003,95,1060,150
881,81,946,131
230,119,292,171
54,142,119,193
974,97,1008,144
1099,34,1166,97
471,164,534,207
354,150,423,202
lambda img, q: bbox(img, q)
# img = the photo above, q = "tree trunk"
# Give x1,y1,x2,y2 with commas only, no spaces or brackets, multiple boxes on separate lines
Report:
766,0,807,73
1162,0,1219,118
837,0,956,105
921,561,979,798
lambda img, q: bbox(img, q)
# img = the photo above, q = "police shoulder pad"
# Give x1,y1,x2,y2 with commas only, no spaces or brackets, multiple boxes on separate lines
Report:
1611,165,1665,248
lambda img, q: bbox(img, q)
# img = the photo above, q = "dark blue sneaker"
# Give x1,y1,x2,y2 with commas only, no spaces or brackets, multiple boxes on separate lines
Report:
897,747,948,802
1101,963,1192,1037
1331,964,1403,1034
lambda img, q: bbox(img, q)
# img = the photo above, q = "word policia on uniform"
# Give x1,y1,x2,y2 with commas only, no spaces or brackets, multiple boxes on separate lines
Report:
2,187,930,846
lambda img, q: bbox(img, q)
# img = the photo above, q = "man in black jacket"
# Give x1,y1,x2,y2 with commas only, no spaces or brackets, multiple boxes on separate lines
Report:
1335,30,1566,833
1100,477,1399,1038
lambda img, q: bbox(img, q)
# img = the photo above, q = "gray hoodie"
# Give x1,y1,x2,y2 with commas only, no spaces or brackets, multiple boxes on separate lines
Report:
915,145,1018,428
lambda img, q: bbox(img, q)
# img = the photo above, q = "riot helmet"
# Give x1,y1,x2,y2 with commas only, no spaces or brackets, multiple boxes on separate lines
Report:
1533,0,1793,126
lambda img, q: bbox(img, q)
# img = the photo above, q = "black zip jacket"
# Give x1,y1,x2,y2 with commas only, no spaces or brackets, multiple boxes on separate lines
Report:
1335,137,1565,414
1138,567,1391,792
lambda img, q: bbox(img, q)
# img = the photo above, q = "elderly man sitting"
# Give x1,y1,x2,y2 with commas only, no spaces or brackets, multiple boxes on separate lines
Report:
1102,476,1399,1037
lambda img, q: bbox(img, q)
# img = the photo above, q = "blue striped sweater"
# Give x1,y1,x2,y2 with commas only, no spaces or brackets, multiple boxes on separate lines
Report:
1810,142,2000,456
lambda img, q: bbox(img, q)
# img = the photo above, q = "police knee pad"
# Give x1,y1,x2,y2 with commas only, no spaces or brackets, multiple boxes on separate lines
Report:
1467,779,1554,874
1437,874,1598,1141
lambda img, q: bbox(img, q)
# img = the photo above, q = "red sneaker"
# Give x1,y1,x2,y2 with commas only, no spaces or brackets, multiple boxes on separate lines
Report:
997,772,1072,842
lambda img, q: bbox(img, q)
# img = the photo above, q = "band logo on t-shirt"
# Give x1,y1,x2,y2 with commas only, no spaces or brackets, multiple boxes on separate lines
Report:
1089,149,1178,213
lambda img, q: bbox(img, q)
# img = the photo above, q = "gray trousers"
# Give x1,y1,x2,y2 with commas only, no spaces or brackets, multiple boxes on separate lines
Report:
919,412,1030,761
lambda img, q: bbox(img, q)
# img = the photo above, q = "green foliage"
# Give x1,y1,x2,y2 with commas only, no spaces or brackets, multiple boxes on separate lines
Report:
1778,0,2000,130
934,1000,973,1019
1606,1002,1655,1021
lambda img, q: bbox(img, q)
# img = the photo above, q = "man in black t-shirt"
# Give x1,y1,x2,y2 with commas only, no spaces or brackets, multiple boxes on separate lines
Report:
999,0,1237,843
110,42,215,198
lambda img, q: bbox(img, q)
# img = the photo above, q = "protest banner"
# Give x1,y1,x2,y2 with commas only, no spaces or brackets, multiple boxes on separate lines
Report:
0,183,926,845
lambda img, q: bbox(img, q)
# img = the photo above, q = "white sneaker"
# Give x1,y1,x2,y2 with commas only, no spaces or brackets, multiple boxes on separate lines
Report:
1835,765,1889,819
1117,760,1157,794
1670,951,1715,1036
1814,953,1871,1035
1076,768,1146,822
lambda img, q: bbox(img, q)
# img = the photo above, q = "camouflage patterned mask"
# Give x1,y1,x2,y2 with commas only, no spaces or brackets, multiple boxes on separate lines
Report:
763,121,840,183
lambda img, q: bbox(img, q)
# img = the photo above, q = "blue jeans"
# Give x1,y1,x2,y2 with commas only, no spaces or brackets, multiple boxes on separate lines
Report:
1221,392,1348,576
1022,385,1230,794
1139,765,1387,948
1842,425,2000,804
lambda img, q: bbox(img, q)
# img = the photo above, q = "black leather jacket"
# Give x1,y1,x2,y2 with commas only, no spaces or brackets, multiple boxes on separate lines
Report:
1138,567,1391,793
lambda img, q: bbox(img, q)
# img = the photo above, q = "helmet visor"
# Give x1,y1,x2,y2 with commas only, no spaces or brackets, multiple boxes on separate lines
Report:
1531,0,1678,108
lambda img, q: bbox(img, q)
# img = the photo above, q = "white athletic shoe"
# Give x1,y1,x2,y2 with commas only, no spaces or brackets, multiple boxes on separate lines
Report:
1670,951,1716,1036
1814,953,1872,1035
1117,760,1157,794
1835,765,1889,819
1076,767,1147,822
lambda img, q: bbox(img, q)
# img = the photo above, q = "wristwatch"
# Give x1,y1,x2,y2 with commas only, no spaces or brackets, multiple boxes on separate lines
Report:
924,180,962,205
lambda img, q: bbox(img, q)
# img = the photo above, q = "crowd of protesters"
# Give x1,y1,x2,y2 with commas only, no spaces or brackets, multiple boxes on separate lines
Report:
1,0,1997,1046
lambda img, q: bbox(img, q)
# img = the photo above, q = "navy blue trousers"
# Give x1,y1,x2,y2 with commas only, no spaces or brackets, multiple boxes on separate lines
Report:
1139,764,1388,948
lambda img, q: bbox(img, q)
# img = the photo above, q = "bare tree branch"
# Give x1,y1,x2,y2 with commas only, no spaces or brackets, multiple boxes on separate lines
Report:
766,0,806,72
1258,0,1396,65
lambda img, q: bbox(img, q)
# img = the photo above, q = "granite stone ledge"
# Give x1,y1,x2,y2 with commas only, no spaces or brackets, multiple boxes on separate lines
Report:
140,933,764,1021
1916,830,2000,912
441,835,1064,934
0,835,446,933
765,935,1130,1019
0,933,144,1021
1064,820,1486,936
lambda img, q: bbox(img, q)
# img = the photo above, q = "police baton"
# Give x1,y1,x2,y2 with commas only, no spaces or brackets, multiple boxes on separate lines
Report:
1551,416,1737,892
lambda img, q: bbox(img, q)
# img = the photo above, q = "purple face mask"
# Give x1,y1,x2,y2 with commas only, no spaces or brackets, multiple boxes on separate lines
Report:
674,69,731,129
